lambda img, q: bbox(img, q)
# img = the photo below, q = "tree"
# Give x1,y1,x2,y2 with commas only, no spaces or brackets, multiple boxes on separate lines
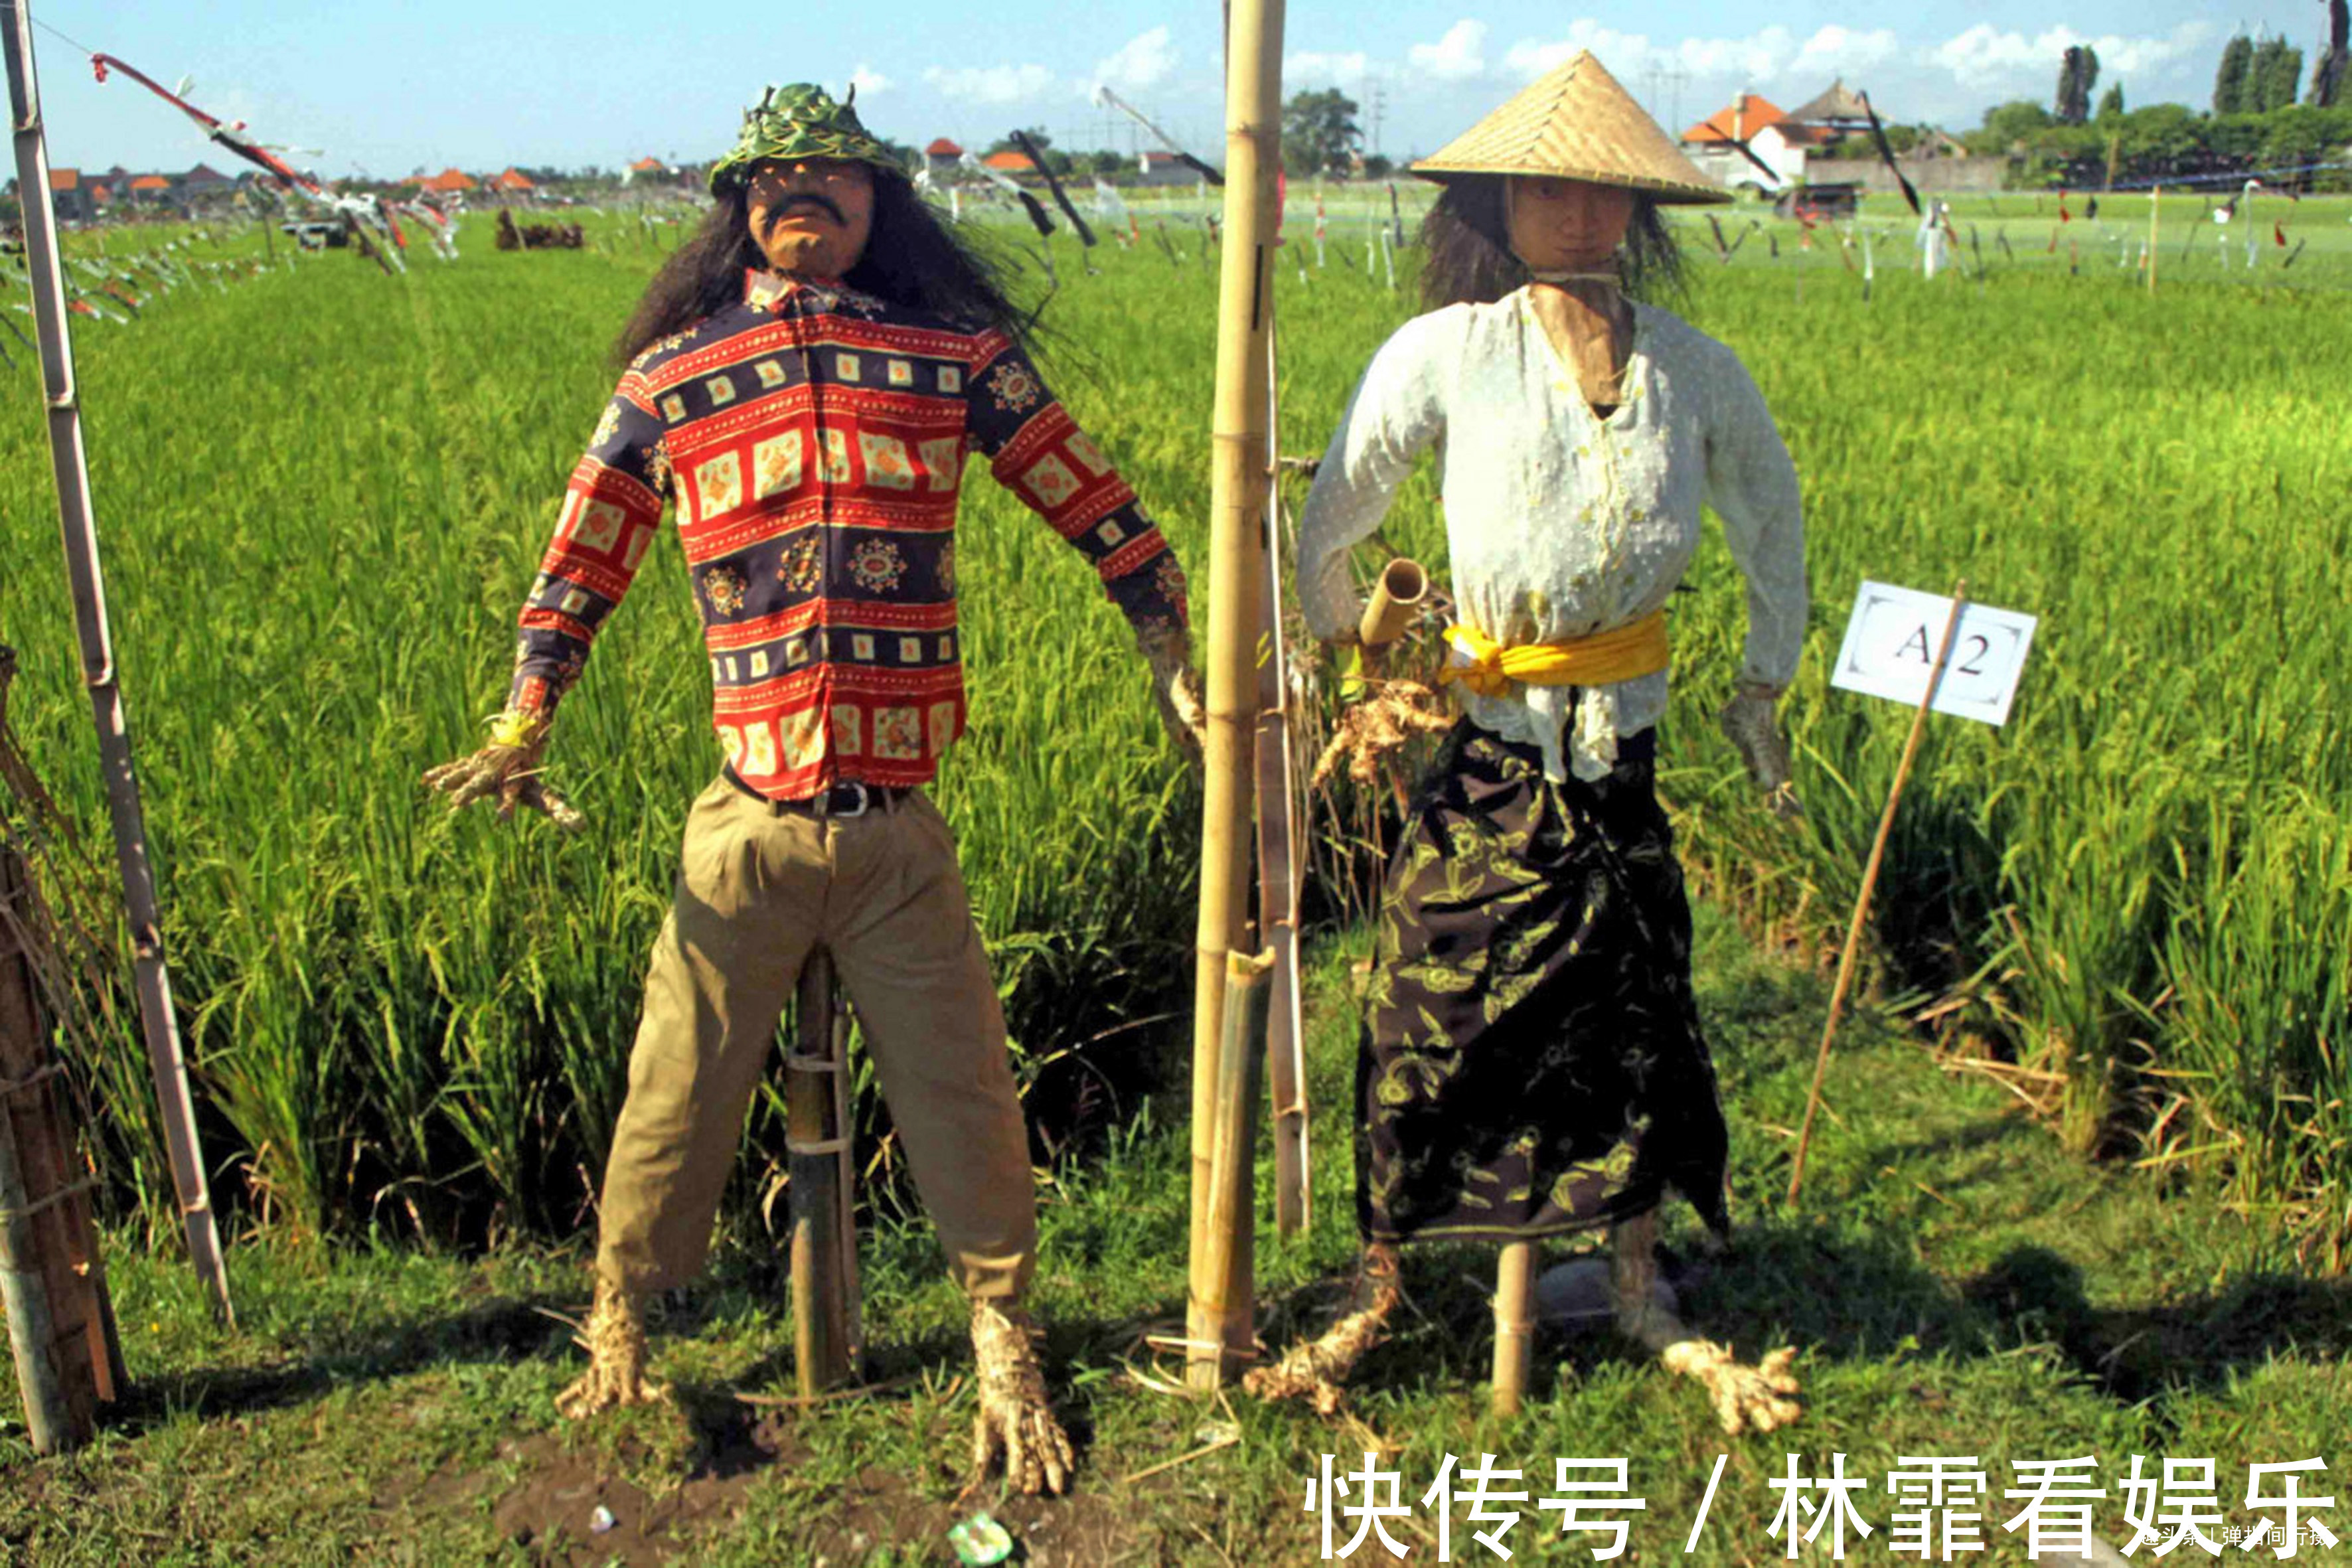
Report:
983,127,1053,157
2214,34,2254,113
1085,149,1127,179
2262,40,2306,111
2096,83,2126,119
1363,153,1394,179
1282,88,1362,177
2054,44,2098,123
1971,98,2054,152
2313,0,2349,106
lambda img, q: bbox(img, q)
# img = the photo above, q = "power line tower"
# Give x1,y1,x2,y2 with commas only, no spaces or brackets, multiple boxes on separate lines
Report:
1366,78,1387,159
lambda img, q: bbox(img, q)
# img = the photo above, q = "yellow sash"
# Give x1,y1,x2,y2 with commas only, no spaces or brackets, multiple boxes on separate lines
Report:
1439,610,1670,697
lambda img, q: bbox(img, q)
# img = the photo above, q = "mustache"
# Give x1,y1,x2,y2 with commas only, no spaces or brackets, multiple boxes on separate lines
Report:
759,193,846,237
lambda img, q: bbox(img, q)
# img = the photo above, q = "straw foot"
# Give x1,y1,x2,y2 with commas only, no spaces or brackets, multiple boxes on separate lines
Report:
555,1280,672,1419
1660,1340,1803,1436
969,1300,1073,1496
1243,1249,1403,1414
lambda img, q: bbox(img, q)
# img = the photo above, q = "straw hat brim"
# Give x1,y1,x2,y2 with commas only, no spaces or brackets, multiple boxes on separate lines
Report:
1408,52,1733,206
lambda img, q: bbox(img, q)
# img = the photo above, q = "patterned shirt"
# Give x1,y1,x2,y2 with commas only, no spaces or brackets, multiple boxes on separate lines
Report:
510,268,1189,798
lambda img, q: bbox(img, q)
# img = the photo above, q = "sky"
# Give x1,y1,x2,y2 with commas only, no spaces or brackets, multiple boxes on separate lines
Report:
26,1,2330,181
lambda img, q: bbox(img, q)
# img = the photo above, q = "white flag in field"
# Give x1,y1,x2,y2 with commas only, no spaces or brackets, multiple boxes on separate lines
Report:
1830,582,2038,726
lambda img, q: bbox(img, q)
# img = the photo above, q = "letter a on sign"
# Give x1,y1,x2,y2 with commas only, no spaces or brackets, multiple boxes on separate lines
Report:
1830,581,2038,726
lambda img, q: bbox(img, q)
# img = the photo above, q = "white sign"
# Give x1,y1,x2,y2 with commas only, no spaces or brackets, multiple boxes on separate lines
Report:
1830,582,2037,726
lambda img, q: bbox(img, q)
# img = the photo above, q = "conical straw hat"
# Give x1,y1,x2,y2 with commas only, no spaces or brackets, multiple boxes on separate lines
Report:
1411,51,1731,204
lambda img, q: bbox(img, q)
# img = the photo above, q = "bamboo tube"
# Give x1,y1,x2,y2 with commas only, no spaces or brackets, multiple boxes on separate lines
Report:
1490,1240,1537,1417
1191,950,1273,1389
1786,581,1970,1206
1186,0,1285,1391
787,947,855,1396
3,1,230,1326
1256,326,1309,1241
0,1099,72,1452
1357,558,1427,651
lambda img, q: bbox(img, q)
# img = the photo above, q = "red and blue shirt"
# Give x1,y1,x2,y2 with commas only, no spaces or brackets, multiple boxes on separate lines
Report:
509,269,1189,798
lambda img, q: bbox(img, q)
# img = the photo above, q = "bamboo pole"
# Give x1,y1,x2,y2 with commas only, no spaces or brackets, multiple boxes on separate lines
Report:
1786,581,1970,1206
787,948,857,1395
1256,324,1308,1240
1357,558,1427,651
0,1094,70,1452
1194,950,1273,1387
1490,1240,1537,1417
3,0,230,1325
1186,0,1284,1392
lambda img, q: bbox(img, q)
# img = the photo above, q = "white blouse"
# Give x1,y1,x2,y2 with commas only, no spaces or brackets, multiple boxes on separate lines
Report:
1296,289,1808,782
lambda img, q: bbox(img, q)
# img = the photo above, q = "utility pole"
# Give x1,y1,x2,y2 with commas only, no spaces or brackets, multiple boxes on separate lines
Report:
1366,76,1386,159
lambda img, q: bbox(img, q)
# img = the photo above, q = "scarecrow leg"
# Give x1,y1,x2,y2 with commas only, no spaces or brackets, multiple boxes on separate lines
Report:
1241,1242,1403,1414
1608,1211,1799,1436
555,1277,673,1419
968,1298,1074,1496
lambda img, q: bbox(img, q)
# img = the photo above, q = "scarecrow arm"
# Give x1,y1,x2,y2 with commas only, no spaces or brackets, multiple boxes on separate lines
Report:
506,382,670,724
1294,316,1446,643
1698,346,1806,814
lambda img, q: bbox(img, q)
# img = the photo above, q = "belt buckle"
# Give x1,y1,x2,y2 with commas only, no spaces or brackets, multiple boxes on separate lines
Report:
831,780,871,818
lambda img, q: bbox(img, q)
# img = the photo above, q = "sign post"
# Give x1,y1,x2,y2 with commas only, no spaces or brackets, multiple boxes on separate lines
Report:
1786,579,2039,1205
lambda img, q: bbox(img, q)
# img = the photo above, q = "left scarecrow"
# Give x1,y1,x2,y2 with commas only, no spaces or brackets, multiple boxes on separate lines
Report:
422,84,1204,1495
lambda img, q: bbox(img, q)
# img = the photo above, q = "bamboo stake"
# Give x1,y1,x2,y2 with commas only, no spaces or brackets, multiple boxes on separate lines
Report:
1357,558,1428,651
1490,1240,1537,1417
1186,0,1284,1392
1194,950,1273,1388
1787,580,1970,1206
0,1095,70,1452
787,947,858,1395
3,0,230,1326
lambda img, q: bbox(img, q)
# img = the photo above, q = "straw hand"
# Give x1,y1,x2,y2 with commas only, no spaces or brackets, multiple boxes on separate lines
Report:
1141,627,1208,766
1717,684,1802,820
968,1300,1074,1496
420,710,587,833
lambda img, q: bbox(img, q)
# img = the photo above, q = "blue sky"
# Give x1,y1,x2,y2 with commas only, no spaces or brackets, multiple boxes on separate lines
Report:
33,1,2324,179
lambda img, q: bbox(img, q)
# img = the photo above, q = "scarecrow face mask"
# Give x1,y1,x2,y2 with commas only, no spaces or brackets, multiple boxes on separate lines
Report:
745,157,876,278
1504,176,1635,273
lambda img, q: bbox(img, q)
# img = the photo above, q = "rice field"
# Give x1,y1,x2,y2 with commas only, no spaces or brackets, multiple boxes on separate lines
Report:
3,193,2347,1258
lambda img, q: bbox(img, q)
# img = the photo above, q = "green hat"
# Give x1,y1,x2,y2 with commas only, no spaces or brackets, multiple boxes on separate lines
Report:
708,83,901,195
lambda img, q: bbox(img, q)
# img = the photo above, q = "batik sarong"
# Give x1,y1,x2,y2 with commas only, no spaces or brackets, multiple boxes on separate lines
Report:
1356,718,1732,1245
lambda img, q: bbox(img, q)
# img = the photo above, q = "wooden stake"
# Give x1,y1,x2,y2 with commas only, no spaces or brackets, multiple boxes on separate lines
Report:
787,947,859,1397
1787,581,1969,1207
1257,325,1309,1241
1186,0,1284,1391
1192,950,1273,1388
1490,1240,1537,1417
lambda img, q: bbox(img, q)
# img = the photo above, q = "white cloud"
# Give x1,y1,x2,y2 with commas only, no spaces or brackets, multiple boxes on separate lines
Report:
1095,27,1177,92
1791,25,1899,80
1286,48,1370,84
1926,21,2210,90
1676,26,1796,81
1409,20,1489,81
1502,22,1654,82
848,64,892,98
923,64,1056,105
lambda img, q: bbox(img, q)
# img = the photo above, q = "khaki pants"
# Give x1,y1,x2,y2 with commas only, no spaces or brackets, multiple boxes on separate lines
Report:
594,774,1036,1301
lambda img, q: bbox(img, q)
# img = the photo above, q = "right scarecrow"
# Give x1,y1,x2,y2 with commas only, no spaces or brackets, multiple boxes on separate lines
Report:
1247,53,1808,1434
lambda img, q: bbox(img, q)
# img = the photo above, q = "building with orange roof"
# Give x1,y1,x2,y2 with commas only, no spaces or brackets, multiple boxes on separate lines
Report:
923,137,962,179
1680,91,1824,192
46,166,92,221
414,167,476,195
494,168,536,194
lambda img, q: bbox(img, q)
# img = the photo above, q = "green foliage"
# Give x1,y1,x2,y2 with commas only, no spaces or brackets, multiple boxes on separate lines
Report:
2215,35,2256,114
2096,82,2126,120
1282,87,1362,178
2055,44,2100,124
1970,99,2054,153
2251,36,2307,114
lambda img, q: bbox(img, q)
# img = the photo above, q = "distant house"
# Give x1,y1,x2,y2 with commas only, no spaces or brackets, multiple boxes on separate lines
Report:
180,163,234,197
1680,92,1823,192
414,168,476,195
127,173,173,204
980,149,1038,182
47,167,91,222
923,137,962,181
493,168,536,196
1785,80,1876,135
1135,148,1200,187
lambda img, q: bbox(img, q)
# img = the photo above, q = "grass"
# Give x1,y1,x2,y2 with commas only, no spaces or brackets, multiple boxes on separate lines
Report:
3,197,2347,1265
3,903,2346,1564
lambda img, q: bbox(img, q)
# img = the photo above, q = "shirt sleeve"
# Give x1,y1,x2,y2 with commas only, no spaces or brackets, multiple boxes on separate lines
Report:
965,330,1189,641
1699,346,1808,692
505,367,670,718
1293,313,1447,641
